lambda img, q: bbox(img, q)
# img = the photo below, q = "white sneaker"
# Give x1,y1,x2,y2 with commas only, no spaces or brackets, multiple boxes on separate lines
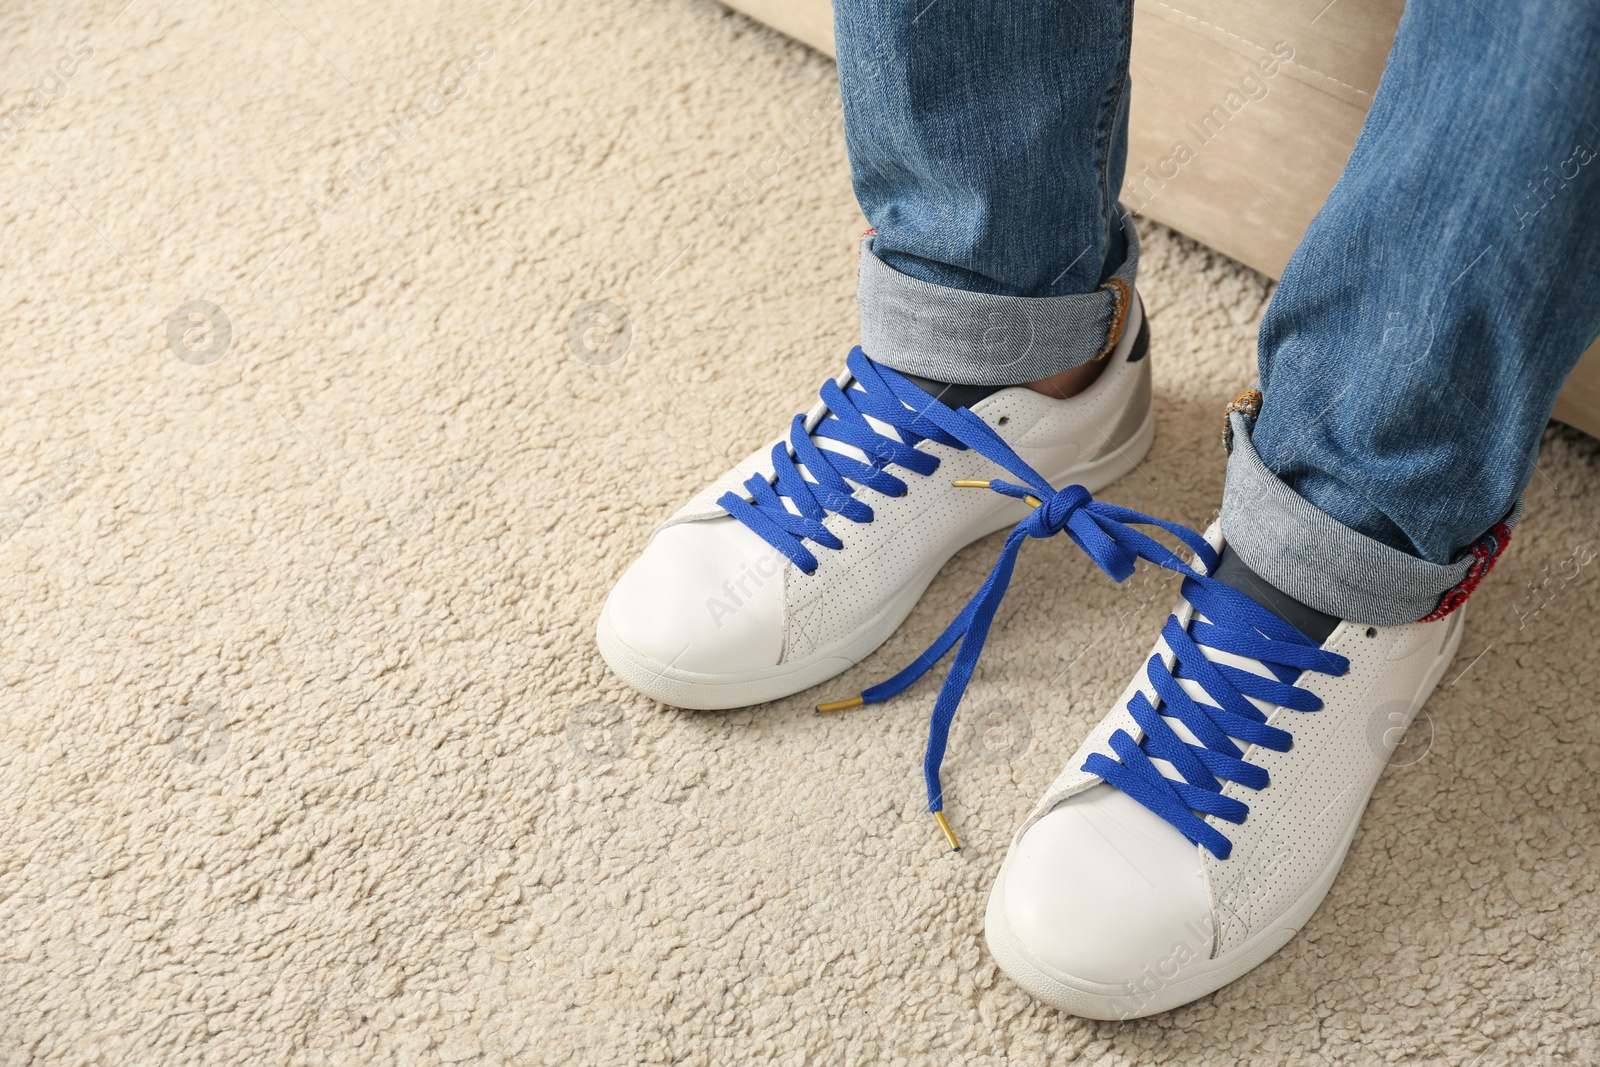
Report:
985,525,1467,1019
596,294,1153,710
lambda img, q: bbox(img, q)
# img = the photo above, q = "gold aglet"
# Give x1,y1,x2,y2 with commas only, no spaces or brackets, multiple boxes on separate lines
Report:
815,695,865,714
951,479,1041,509
932,811,961,852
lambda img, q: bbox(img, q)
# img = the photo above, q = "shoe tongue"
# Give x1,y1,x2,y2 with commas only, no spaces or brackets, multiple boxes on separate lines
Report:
896,372,1006,412
1209,546,1340,643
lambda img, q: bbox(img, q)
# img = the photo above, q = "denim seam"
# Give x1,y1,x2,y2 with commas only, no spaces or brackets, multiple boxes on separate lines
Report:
1094,0,1134,233
1095,277,1132,360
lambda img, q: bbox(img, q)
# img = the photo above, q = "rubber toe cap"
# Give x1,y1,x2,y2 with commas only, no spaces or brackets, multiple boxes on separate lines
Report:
1002,783,1214,987
603,517,786,675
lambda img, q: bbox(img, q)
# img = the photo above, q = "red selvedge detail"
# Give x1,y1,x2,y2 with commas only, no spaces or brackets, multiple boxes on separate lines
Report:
1419,522,1514,622
856,228,878,267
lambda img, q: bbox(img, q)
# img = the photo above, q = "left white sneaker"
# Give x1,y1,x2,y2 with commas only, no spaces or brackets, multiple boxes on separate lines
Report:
596,299,1153,711
985,528,1466,1019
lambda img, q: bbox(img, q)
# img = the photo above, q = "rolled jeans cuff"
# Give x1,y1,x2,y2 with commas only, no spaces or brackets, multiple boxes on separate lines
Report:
1219,411,1522,626
855,214,1141,386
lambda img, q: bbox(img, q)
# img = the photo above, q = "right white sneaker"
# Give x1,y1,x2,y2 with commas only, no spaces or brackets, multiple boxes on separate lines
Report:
985,525,1470,1019
596,293,1154,710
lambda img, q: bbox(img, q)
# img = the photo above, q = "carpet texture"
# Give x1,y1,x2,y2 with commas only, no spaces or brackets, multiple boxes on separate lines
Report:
2,1,1598,1064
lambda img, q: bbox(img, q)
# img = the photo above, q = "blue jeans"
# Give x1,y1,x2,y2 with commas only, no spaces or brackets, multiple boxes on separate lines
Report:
834,0,1600,625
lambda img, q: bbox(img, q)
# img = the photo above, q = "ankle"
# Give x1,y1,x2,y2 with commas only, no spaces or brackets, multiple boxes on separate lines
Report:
1024,357,1109,399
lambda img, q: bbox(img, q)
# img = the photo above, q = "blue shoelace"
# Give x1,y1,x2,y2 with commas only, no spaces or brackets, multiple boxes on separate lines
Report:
1077,574,1348,858
796,389,1350,855
718,347,1005,573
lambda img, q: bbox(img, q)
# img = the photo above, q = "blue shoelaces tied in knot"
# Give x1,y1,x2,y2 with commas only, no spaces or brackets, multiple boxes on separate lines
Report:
723,351,1349,855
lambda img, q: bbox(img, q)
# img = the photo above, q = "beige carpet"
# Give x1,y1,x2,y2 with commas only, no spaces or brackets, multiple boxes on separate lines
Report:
2,0,1598,1063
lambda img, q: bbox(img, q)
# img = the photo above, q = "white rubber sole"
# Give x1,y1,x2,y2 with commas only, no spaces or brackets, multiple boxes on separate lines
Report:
595,406,1156,710
984,611,1465,1019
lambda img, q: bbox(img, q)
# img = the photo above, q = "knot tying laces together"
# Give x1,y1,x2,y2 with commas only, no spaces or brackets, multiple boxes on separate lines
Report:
815,395,1347,856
